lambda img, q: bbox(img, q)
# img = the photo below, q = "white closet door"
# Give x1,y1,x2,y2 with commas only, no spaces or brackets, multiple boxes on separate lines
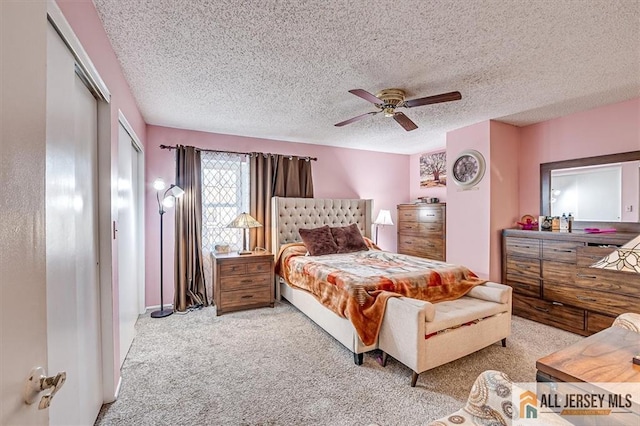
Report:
117,124,140,366
46,22,102,425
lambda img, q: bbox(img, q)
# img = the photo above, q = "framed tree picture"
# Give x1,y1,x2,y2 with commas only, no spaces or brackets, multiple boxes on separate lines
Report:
420,151,447,187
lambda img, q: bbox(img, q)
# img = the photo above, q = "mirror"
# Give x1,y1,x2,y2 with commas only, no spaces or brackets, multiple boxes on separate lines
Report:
540,151,640,227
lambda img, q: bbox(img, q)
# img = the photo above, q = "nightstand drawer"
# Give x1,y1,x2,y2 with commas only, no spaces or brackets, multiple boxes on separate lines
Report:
221,273,271,292
247,261,272,274
220,263,247,276
220,288,272,309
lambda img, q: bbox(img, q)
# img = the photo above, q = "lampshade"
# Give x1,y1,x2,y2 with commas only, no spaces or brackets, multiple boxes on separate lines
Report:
166,185,184,198
374,210,393,226
227,212,262,229
590,235,640,274
153,178,166,190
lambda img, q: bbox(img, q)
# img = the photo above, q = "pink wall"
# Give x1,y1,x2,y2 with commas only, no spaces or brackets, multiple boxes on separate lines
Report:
57,0,147,398
446,122,491,278
519,98,640,217
488,121,520,281
409,149,447,202
145,125,410,306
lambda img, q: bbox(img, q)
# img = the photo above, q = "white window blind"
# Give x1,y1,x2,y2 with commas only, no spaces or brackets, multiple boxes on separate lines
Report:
201,152,250,252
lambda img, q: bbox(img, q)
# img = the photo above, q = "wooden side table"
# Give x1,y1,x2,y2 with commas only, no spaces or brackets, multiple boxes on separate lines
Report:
536,326,640,421
212,251,274,315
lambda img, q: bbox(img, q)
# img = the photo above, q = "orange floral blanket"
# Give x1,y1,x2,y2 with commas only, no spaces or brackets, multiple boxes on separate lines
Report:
275,243,486,346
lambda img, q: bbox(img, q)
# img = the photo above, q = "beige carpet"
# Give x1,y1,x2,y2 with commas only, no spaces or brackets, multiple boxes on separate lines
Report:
95,301,582,425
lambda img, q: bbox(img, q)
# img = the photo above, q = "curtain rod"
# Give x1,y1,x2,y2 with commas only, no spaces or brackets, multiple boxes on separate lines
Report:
159,144,317,161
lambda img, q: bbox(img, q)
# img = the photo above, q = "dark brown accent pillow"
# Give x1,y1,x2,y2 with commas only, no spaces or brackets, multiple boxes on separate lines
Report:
298,225,339,256
330,223,369,254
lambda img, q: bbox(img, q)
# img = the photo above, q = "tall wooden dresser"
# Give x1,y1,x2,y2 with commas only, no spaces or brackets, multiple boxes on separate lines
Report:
397,203,446,261
502,229,639,335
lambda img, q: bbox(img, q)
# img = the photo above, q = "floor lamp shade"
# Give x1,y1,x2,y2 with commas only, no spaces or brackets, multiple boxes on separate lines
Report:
151,181,184,319
373,209,393,245
227,212,262,255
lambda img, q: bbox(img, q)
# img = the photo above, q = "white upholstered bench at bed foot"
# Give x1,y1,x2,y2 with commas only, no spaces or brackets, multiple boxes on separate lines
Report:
378,282,512,386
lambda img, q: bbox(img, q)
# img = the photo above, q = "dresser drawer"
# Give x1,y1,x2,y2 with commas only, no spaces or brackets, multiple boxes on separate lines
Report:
505,237,540,258
221,273,271,292
513,293,585,334
220,262,247,276
543,281,638,317
542,240,581,262
417,208,443,223
220,287,272,310
398,235,443,253
398,246,444,261
576,246,615,267
505,278,540,297
574,268,640,298
542,260,576,284
586,311,616,334
506,256,540,279
398,221,442,235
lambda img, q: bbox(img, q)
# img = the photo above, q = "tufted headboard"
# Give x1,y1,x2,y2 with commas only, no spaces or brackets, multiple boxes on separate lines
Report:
271,197,373,255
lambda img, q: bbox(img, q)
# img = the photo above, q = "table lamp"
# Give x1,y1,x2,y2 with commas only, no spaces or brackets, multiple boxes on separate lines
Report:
227,212,262,255
373,209,393,245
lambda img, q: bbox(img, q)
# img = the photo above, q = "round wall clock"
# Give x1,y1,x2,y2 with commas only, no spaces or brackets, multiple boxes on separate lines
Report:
451,149,486,187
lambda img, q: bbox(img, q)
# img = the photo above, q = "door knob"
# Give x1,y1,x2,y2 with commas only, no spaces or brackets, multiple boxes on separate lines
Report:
23,367,67,409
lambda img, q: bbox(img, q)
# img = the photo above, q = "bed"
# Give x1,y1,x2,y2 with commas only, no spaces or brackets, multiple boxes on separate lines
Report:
271,197,375,364
271,197,512,378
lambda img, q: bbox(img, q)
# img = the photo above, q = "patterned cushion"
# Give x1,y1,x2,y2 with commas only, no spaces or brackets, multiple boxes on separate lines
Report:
613,312,640,333
428,370,572,426
299,225,339,256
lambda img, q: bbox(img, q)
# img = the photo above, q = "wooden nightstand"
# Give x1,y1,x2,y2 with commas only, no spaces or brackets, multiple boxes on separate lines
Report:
212,251,274,316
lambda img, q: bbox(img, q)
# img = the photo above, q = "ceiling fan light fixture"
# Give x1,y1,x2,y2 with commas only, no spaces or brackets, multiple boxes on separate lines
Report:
335,87,461,131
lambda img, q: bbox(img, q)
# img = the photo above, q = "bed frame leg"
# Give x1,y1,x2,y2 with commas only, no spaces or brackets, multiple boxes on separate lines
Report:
502,338,507,347
381,351,388,367
411,371,419,387
353,352,363,365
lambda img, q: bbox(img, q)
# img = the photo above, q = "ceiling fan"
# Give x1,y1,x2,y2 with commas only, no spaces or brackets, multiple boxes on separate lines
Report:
335,88,462,131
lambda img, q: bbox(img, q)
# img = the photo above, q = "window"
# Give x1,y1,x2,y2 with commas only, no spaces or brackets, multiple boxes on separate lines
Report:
201,152,249,252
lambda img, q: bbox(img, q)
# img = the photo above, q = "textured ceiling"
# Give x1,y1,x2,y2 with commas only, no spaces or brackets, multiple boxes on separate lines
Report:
93,0,640,155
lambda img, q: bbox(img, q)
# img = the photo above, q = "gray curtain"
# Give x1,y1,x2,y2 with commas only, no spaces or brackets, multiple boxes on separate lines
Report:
273,156,314,198
174,145,207,311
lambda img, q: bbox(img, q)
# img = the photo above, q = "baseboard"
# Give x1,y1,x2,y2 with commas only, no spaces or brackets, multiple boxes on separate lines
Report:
145,303,174,312
114,376,122,400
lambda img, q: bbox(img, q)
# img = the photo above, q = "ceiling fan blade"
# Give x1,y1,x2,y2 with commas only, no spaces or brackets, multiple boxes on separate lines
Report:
393,112,418,131
334,111,379,127
348,89,382,104
404,91,462,108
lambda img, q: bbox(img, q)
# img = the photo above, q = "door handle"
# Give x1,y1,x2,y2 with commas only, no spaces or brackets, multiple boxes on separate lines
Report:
23,367,67,409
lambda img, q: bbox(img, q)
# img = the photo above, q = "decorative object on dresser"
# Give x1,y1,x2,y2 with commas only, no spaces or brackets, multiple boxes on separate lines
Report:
373,209,393,245
397,203,446,261
151,178,184,319
212,251,274,316
502,229,640,335
227,212,262,255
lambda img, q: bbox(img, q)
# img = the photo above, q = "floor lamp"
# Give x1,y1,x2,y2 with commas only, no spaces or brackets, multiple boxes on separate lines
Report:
373,209,393,245
151,178,184,319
